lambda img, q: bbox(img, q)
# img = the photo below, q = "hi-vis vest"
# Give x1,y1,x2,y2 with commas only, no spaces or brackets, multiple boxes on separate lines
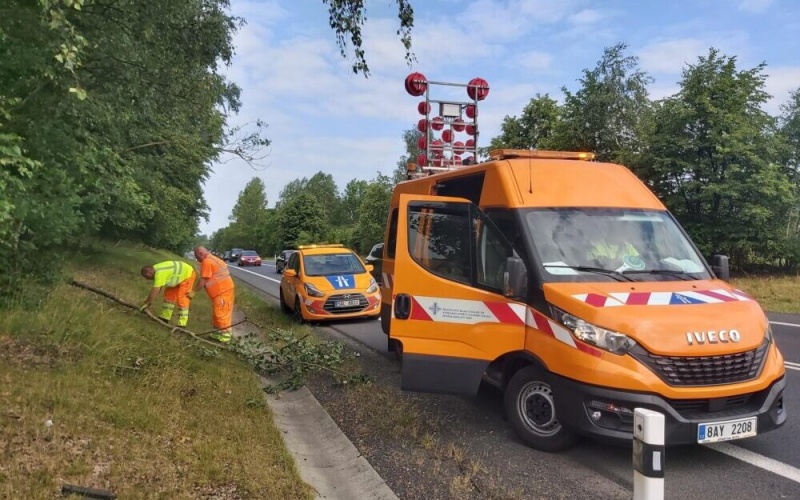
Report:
202,254,234,297
152,261,194,288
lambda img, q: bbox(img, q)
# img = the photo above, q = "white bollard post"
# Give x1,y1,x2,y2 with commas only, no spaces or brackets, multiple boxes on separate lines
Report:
633,408,665,500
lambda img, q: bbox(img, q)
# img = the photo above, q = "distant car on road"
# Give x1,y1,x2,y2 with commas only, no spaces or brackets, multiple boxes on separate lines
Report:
237,250,262,267
222,250,232,261
229,248,243,262
275,249,296,273
365,242,384,283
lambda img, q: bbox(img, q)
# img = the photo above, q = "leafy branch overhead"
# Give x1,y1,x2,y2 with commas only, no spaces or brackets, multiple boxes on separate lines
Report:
323,0,415,76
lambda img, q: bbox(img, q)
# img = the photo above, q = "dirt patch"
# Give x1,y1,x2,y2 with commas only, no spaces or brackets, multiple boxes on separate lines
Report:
306,331,630,500
0,335,81,369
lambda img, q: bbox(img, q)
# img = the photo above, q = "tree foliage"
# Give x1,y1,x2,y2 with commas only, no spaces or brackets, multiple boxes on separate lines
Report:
0,0,415,299
489,44,800,269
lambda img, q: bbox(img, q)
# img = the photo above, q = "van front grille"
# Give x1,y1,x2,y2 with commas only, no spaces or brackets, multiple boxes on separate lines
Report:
630,339,769,386
323,293,368,314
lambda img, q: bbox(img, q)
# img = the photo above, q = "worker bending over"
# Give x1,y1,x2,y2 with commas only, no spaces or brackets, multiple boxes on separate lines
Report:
140,261,196,327
193,246,236,343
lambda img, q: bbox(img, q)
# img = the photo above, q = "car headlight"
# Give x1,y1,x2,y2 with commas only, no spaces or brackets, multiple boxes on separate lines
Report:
551,307,636,355
366,278,378,294
304,283,325,297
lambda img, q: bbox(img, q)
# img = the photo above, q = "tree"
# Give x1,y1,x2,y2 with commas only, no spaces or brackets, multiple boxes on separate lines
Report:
488,94,561,151
276,192,325,249
645,49,794,264
339,179,369,224
393,126,422,184
353,174,393,252
551,43,652,163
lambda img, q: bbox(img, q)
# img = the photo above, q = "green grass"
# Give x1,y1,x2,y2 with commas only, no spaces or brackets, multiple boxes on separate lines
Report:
0,241,312,499
731,274,800,314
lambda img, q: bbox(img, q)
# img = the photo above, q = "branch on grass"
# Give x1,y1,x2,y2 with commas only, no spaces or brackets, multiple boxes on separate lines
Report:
69,279,230,350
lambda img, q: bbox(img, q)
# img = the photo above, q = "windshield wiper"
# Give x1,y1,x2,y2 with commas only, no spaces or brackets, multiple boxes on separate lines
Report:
621,269,701,281
544,265,634,282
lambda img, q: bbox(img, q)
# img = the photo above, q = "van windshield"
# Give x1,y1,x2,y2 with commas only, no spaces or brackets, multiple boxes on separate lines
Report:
525,209,711,282
303,252,366,276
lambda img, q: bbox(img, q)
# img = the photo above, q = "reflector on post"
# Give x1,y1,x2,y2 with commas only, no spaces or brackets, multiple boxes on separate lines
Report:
467,77,490,100
417,119,428,133
431,116,444,131
405,72,428,96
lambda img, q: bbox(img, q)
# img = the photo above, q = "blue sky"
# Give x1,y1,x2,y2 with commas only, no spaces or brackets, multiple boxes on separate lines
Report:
200,0,800,234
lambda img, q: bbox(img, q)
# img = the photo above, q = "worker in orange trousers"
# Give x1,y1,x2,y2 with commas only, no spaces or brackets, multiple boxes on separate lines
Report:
193,246,236,343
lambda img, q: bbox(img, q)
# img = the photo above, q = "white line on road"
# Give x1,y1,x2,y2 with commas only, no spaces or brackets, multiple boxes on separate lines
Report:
229,265,282,285
705,442,800,485
771,321,800,328
785,361,800,371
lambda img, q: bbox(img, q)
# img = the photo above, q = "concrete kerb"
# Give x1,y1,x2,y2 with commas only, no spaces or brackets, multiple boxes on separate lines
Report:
229,309,399,500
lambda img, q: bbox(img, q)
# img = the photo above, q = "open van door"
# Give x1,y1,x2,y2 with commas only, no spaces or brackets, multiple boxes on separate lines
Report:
391,194,528,396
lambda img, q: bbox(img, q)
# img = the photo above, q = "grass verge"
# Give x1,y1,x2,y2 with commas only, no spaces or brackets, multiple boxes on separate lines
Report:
731,274,800,314
0,241,312,499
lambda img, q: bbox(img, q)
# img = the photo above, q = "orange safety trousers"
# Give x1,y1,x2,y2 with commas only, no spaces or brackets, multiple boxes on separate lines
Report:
161,271,196,326
211,288,235,331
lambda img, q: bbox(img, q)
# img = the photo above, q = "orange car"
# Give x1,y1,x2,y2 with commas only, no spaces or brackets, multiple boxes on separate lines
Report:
279,244,381,322
380,149,786,451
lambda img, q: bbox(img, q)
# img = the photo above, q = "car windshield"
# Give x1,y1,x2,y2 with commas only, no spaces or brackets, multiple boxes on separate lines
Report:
525,208,711,282
303,252,366,276
242,251,258,256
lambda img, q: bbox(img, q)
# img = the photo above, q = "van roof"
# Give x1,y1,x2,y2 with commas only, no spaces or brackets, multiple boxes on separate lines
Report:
400,157,665,210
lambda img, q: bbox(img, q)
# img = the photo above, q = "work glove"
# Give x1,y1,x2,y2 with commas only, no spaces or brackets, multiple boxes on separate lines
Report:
139,303,148,313
187,291,196,300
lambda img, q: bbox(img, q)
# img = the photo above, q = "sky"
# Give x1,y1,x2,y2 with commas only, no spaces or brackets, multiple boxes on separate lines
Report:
200,0,800,234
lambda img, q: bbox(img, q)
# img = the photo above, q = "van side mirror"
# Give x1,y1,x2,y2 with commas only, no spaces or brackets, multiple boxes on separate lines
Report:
284,269,297,278
503,257,527,299
711,254,729,281
365,264,374,273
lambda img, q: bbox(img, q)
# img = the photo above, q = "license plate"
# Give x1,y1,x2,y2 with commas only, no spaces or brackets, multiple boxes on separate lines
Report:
697,417,757,443
335,300,360,307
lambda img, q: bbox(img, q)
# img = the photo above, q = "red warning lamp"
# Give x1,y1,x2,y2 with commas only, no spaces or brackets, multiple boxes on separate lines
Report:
453,155,462,166
417,101,430,115
431,139,444,151
442,129,453,143
465,139,475,149
453,141,465,154
453,118,466,132
416,153,427,167
466,124,477,136
431,116,444,131
418,136,427,150
417,118,428,132
467,77,490,101
405,73,428,96
465,104,477,119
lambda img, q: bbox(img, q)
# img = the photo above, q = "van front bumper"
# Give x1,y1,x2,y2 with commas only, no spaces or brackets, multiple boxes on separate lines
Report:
550,374,786,445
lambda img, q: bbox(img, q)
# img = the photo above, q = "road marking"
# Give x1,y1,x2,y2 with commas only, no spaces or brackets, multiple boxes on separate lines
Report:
785,361,800,371
229,265,282,284
771,321,800,328
705,442,800,484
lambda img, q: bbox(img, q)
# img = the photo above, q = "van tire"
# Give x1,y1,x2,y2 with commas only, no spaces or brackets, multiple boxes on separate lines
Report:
504,366,578,452
388,338,402,362
293,295,306,324
279,288,290,314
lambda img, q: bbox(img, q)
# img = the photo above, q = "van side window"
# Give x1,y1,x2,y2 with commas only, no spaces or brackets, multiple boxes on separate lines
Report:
289,252,300,272
407,202,472,285
387,209,399,258
475,213,515,292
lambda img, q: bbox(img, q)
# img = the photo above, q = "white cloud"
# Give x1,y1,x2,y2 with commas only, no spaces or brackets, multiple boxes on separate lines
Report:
515,50,554,71
638,38,711,74
764,66,800,114
737,0,774,13
568,9,606,25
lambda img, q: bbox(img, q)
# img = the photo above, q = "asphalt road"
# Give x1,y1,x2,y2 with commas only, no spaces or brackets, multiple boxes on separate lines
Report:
230,260,800,499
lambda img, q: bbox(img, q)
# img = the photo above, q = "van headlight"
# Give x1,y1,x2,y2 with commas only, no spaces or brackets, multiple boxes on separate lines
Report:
366,278,378,294
304,282,325,297
552,307,636,355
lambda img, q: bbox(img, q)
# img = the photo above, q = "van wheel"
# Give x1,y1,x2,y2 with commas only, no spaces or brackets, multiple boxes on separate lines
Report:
388,338,402,362
504,366,578,452
279,288,290,314
293,295,305,324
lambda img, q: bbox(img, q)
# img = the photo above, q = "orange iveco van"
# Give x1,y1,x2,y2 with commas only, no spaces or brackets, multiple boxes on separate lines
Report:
379,149,786,452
